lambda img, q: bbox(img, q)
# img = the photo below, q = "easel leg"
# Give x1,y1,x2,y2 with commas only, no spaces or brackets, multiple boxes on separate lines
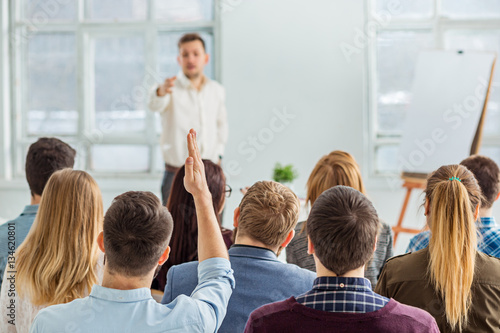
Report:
393,187,413,245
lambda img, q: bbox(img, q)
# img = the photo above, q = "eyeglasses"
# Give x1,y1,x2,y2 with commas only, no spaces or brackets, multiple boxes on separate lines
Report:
225,184,232,198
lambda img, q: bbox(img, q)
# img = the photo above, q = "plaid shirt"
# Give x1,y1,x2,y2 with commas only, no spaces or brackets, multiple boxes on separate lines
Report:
295,276,389,313
406,217,500,258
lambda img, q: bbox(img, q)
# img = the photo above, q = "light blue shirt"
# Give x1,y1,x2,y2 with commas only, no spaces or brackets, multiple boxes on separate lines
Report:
0,205,38,288
30,258,235,333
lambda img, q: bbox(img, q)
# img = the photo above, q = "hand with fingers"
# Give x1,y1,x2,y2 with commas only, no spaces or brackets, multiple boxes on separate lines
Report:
157,76,177,97
184,129,211,201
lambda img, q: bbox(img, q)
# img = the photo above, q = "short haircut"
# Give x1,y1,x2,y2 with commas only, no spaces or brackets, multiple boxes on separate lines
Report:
178,33,206,51
307,186,379,276
237,181,299,249
25,137,76,196
460,155,500,209
103,191,173,277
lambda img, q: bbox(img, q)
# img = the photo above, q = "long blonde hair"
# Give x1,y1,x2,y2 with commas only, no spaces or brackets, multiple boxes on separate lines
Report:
16,168,103,306
426,164,482,331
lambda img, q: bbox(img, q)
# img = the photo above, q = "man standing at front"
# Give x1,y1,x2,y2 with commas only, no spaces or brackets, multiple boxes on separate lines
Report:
148,33,227,205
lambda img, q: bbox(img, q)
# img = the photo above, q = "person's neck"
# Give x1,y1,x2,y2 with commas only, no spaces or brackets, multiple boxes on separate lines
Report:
186,73,205,91
315,256,365,278
234,235,278,254
480,207,493,218
30,194,41,205
101,268,153,290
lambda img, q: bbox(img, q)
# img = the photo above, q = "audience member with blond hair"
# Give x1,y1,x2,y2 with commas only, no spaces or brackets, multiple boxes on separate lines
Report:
0,169,104,333
162,180,315,333
407,155,500,257
286,150,393,286
376,164,500,332
30,129,234,332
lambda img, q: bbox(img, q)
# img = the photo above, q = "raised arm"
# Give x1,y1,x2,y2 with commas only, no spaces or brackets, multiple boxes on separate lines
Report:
183,129,229,261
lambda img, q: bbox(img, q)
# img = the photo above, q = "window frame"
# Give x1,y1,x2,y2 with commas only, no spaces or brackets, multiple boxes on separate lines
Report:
367,0,500,181
7,0,221,179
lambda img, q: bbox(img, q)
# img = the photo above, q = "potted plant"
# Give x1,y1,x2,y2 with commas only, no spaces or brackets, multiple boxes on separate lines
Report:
273,163,298,185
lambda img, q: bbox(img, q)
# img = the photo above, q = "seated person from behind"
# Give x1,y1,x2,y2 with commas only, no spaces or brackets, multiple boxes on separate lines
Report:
376,164,500,332
245,186,439,333
407,155,500,257
286,150,393,286
29,130,235,333
0,137,75,288
162,181,316,333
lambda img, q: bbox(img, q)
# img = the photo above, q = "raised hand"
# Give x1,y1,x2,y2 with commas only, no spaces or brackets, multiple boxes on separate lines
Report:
183,129,210,200
157,76,177,97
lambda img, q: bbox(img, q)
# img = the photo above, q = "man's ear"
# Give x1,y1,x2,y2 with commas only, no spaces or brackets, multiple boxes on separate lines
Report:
177,55,181,66
474,204,480,220
97,231,105,253
280,229,295,249
204,53,210,65
495,191,500,202
233,207,240,228
307,236,315,255
158,246,171,265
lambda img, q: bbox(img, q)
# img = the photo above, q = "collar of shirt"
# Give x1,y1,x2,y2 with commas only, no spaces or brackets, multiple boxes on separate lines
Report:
228,244,278,261
478,216,497,228
89,285,153,303
176,71,208,90
20,204,39,216
312,276,373,292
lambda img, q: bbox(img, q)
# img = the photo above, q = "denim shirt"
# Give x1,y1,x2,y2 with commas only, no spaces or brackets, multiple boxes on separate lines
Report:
0,205,38,288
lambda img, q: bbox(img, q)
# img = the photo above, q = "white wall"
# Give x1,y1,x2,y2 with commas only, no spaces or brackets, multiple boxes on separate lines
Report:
2,0,488,254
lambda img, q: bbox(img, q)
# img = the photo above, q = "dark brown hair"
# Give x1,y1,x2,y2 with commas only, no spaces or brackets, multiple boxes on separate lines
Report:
165,160,225,268
178,33,206,51
307,186,379,276
103,191,173,277
460,155,500,209
25,137,76,196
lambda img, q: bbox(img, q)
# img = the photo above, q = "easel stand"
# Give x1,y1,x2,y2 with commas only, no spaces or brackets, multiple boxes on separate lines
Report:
392,178,427,246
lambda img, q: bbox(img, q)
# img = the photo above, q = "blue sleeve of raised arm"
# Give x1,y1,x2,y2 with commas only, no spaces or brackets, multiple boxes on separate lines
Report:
191,258,235,332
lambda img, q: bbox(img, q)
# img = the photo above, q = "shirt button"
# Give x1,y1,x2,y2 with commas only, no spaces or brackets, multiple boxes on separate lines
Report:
340,283,345,288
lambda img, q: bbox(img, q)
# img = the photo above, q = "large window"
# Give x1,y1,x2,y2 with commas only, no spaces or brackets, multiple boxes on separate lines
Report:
10,0,218,176
369,0,500,175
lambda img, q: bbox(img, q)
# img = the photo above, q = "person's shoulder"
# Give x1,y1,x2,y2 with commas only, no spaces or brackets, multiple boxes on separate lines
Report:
381,250,428,284
32,298,88,329
475,252,500,278
269,257,315,278
409,230,430,241
206,77,223,89
387,299,438,327
172,260,200,272
249,297,295,320
168,261,200,285
385,249,428,266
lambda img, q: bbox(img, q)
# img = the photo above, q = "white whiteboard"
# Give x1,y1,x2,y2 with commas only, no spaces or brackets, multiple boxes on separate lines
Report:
398,50,496,174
